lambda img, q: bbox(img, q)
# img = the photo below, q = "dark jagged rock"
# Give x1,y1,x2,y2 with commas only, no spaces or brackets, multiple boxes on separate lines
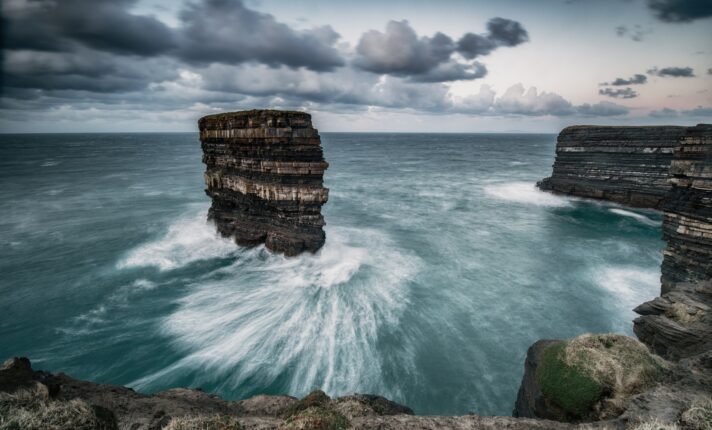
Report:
199,109,329,256
537,125,686,208
660,124,712,292
634,281,712,360
513,340,564,420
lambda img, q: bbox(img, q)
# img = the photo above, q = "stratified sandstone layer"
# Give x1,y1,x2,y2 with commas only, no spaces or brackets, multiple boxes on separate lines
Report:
538,126,686,208
659,124,712,292
199,109,329,256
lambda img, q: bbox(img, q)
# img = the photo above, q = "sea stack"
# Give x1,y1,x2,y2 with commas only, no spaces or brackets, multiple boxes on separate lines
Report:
538,125,686,208
199,109,329,256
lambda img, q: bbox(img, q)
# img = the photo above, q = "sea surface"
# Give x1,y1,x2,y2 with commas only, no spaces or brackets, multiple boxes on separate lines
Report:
0,132,663,416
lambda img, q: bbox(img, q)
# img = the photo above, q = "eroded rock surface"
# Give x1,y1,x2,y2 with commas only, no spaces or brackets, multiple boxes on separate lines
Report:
660,124,712,292
200,109,329,256
538,125,686,208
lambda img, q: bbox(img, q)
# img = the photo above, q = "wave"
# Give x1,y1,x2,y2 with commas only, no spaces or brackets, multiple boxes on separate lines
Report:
483,181,572,207
608,208,658,226
130,226,420,399
117,209,236,271
594,266,659,329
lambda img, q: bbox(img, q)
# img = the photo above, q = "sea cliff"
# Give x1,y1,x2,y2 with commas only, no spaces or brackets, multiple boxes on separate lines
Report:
538,125,686,208
200,109,329,256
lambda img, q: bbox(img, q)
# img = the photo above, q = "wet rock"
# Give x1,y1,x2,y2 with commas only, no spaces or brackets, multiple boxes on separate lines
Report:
538,125,686,208
199,109,329,256
634,280,712,360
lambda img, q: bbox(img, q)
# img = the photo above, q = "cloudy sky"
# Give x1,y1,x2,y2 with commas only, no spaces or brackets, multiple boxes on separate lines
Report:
1,0,711,132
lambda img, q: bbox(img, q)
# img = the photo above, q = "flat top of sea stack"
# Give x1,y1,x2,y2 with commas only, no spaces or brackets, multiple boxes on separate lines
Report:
199,109,311,122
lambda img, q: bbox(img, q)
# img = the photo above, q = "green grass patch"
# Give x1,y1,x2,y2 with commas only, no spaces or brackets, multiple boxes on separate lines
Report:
536,342,605,417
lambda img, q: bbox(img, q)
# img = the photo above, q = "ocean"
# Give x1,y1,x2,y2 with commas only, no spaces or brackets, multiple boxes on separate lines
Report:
0,132,663,416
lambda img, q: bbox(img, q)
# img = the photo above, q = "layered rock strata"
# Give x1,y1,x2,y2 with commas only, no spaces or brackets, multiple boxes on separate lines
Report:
659,124,712,292
537,126,686,208
199,109,329,256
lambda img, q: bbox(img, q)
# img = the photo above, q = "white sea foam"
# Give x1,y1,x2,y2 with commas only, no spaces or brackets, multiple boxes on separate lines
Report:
608,208,658,226
131,226,420,399
483,181,571,207
594,266,659,326
117,209,236,271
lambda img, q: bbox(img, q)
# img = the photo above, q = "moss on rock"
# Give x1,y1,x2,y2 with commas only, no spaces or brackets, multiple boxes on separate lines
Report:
537,342,604,418
536,334,666,420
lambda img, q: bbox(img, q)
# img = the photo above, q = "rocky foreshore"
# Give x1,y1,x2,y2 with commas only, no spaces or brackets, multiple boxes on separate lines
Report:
537,125,686,208
200,109,329,256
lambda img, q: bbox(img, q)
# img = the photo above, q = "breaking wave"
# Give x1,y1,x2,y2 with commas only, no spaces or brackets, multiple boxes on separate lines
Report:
483,181,571,207
608,208,659,226
117,209,236,271
130,224,421,399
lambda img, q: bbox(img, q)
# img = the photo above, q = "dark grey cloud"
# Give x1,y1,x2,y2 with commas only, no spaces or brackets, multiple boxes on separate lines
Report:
602,74,648,86
599,87,638,98
614,25,649,42
708,68,712,75
354,21,455,75
485,18,530,47
353,18,528,82
3,48,180,93
176,0,344,71
647,0,712,22
457,18,529,59
2,0,344,73
648,66,696,77
3,0,176,56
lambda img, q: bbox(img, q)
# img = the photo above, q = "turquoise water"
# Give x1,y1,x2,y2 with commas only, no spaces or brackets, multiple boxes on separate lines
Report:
0,132,663,415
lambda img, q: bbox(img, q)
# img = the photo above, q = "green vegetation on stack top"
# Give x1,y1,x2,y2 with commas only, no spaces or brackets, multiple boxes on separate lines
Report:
536,334,666,420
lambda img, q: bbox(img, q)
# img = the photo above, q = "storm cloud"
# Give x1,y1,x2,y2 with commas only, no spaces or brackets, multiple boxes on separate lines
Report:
599,87,638,99
648,66,696,77
354,18,528,82
647,0,712,23
176,0,344,71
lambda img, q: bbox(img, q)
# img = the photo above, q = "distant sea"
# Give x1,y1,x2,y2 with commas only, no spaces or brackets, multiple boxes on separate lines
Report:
0,132,663,415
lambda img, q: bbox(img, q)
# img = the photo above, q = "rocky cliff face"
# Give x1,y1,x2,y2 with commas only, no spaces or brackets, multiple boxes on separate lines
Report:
538,126,686,208
659,124,712,292
200,109,329,256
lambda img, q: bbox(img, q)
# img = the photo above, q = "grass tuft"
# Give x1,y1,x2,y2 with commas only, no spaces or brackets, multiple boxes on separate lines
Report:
628,418,680,430
681,397,712,430
280,406,350,430
162,414,242,430
0,383,111,430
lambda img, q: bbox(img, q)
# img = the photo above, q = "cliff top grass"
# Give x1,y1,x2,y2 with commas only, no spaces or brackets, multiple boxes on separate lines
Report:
537,334,666,420
164,415,242,430
0,383,113,430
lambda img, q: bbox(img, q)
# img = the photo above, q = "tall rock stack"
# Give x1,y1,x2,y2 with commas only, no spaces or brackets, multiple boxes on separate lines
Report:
199,109,329,256
659,124,712,292
538,126,686,208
